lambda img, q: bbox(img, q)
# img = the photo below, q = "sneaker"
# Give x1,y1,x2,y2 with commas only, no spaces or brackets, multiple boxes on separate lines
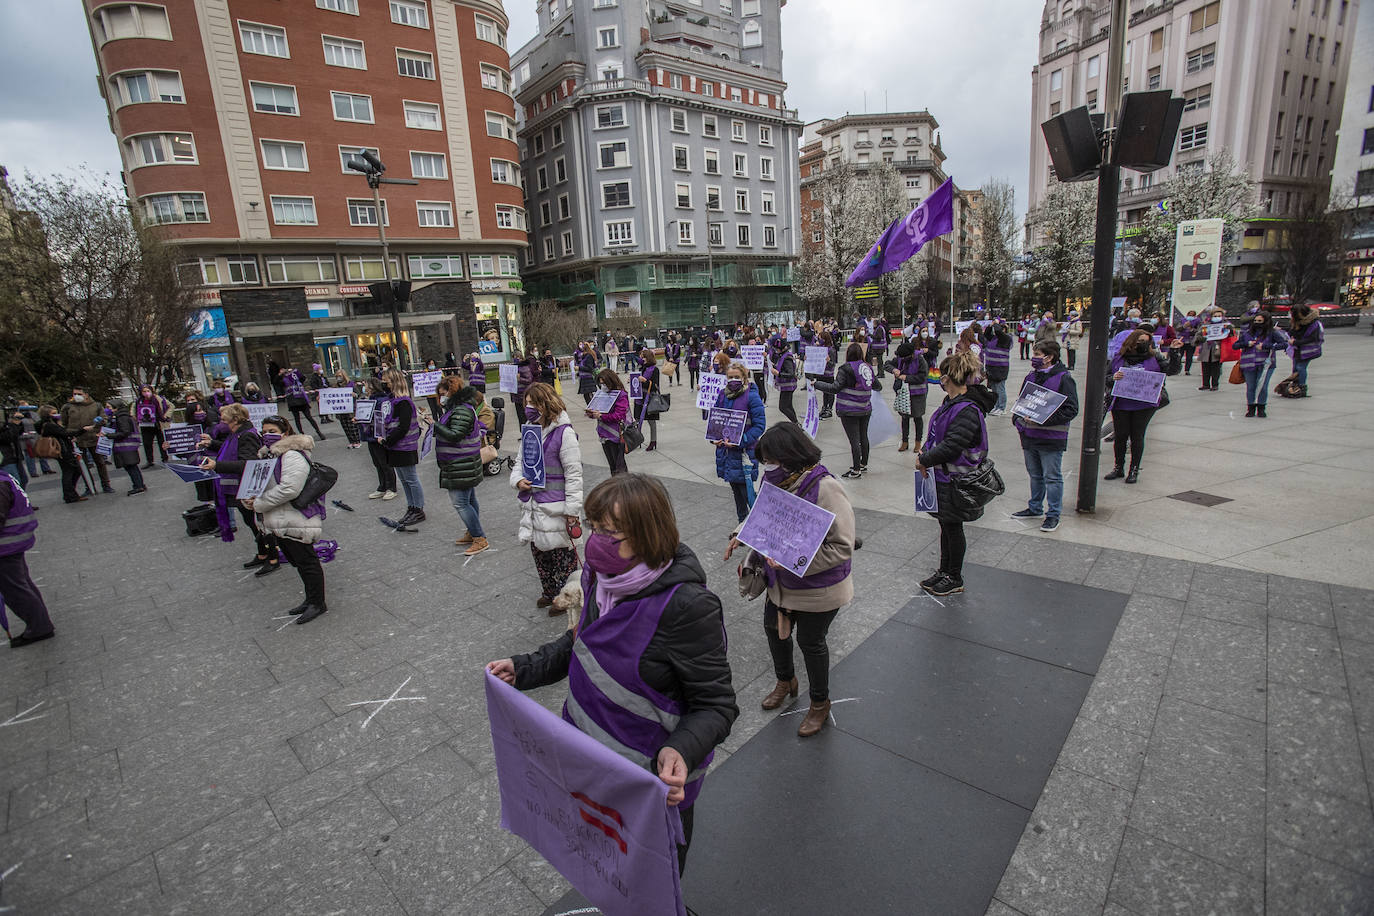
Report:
381,490,398,501
919,570,946,589
923,574,964,597
1040,516,1060,532
456,531,474,545
368,490,385,499
841,468,863,479
463,537,489,556
1011,508,1043,519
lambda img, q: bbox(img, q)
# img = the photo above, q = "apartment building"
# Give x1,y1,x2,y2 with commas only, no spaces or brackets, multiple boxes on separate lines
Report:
83,0,527,387
511,0,803,327
1330,0,1372,304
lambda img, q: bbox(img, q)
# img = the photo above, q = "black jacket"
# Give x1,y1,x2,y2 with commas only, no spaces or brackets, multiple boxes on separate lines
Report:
0,422,24,467
210,426,263,477
919,384,996,522
512,544,738,774
39,419,78,461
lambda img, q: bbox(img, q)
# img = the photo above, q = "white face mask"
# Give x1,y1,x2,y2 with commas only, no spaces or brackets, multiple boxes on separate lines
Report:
72,395,85,403
1211,316,1223,323
761,463,780,474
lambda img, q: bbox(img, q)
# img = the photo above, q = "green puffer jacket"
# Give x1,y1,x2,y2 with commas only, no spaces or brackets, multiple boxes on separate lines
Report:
433,388,484,490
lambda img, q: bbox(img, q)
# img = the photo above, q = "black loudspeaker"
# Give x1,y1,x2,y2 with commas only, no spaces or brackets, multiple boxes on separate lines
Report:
1041,106,1102,182
1117,91,1185,172
368,281,394,305
391,279,411,302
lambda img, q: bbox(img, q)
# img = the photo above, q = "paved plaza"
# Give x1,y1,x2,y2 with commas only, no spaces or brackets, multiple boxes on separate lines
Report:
1,328,1372,914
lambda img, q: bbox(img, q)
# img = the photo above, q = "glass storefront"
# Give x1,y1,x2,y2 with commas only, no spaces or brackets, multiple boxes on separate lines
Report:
354,330,418,371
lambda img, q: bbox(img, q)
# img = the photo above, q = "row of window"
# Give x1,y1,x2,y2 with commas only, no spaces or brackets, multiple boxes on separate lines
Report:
588,139,774,179
234,10,505,66
180,250,518,288
1275,112,1332,144
540,219,781,259
140,191,526,231
551,0,763,16
314,0,430,28
1048,40,1215,96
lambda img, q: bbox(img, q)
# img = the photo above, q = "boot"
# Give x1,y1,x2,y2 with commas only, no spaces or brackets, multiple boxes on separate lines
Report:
463,536,489,556
1124,465,1140,484
1245,405,1255,418
898,441,909,452
1257,404,1267,418
761,677,798,710
1104,465,1125,480
798,700,831,737
455,531,474,545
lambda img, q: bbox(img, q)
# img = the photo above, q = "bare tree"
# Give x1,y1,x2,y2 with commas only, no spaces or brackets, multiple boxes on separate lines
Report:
1268,182,1356,304
970,179,1019,311
795,161,870,324
521,298,592,354
1026,179,1096,315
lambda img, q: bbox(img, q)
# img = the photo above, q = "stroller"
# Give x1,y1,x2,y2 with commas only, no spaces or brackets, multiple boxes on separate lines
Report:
483,396,514,477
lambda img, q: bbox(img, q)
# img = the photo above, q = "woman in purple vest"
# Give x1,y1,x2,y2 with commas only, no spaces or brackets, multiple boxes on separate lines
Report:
1286,303,1324,395
817,343,881,479
712,363,767,522
360,378,397,500
1105,330,1182,484
199,404,280,575
434,375,489,556
248,416,328,624
637,350,663,452
1235,309,1289,418
0,472,55,647
1010,340,1079,532
915,350,996,597
464,352,487,393
889,340,929,452
208,379,235,422
772,347,800,424
279,367,325,440
134,385,168,467
587,368,631,475
488,473,738,877
728,423,855,737
380,369,425,525
105,399,147,495
513,383,584,611
981,320,1014,416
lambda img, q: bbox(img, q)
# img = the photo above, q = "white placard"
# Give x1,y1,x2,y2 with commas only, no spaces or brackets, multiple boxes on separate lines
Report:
803,347,829,375
499,363,519,394
1205,323,1230,341
741,345,767,371
354,400,375,422
244,403,277,430
317,388,355,415
587,390,620,414
412,370,442,398
696,373,727,410
237,458,277,500
802,384,820,438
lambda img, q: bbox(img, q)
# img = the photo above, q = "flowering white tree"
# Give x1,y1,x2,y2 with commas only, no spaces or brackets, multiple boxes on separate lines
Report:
970,178,1019,310
1026,178,1095,314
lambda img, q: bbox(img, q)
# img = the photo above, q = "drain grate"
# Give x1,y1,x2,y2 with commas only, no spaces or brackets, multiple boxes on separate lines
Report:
1168,490,1234,507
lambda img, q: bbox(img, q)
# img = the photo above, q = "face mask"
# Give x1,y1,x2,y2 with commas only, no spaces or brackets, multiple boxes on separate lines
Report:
762,464,791,486
72,395,85,403
262,433,282,447
1211,316,1223,323
525,407,540,423
1031,356,1046,370
726,379,744,393
585,531,635,577
214,388,224,394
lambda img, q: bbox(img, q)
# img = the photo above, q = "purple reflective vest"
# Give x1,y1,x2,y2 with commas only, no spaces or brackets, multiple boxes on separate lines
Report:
983,338,1011,370
870,322,889,351
434,404,484,464
924,399,989,484
283,370,307,402
835,360,874,415
1012,366,1072,442
1237,327,1287,370
382,397,420,452
766,465,850,591
0,476,38,557
774,352,798,392
466,358,486,389
566,579,712,808
1292,320,1323,361
516,423,570,505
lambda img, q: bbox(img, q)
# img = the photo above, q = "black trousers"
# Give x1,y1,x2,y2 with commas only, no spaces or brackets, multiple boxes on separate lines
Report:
1182,344,1195,373
1019,339,1031,359
601,439,628,475
0,553,54,637
1200,361,1222,389
777,388,798,424
581,390,593,405
279,537,326,608
752,371,767,404
58,457,82,501
238,504,278,559
871,350,886,377
840,414,871,469
689,366,700,388
677,803,694,876
938,519,967,577
1110,407,1156,468
367,442,397,491
764,599,839,702
140,426,166,464
1066,347,1077,370
900,412,925,445
80,446,112,487
729,481,749,521
289,404,323,437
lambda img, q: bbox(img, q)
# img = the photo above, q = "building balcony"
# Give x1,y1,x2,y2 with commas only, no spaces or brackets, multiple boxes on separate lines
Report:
853,140,873,149
649,14,739,51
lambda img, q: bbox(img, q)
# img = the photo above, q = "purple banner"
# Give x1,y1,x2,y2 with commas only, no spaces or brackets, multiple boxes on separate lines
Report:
704,408,748,446
485,672,686,916
847,177,955,287
736,481,836,575
1112,368,1166,405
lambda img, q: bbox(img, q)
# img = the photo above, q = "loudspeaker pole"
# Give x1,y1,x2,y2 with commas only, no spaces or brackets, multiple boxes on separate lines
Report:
1076,0,1129,514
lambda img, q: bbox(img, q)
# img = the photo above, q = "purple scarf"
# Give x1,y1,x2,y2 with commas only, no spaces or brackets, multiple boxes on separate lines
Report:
594,561,671,617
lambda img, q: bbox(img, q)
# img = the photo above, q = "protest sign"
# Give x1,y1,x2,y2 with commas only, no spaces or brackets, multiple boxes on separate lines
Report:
499,363,519,394
485,672,686,916
520,424,546,488
741,345,766,371
786,326,801,342
317,388,356,415
353,399,375,422
628,375,643,401
1205,322,1230,341
802,385,820,438
914,470,939,513
1010,381,1070,425
95,434,113,457
245,403,277,430
587,390,619,414
236,459,277,500
164,424,202,456
372,398,392,439
165,461,219,484
803,347,829,375
1112,368,1166,404
696,373,727,410
419,425,435,459
704,408,748,446
954,320,974,339
736,482,837,576
411,370,442,398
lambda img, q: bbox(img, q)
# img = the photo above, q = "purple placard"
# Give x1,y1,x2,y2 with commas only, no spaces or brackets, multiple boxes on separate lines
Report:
1112,368,1166,405
484,672,686,916
704,408,748,446
735,481,837,575
914,470,939,513
164,424,203,456
629,375,643,401
1010,381,1069,425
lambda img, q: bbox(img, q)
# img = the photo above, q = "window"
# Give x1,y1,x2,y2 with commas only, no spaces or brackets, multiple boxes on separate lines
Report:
602,181,631,208
1050,101,1061,116
1301,75,1309,97
491,159,520,184
1362,128,1374,156
141,192,207,225
558,194,570,219
597,26,619,48
533,133,545,155
1305,33,1313,58
708,222,723,246
1178,123,1208,150
113,70,183,106
677,221,694,245
1087,55,1100,79
742,21,761,47
706,186,722,211
92,4,172,42
127,132,196,167
598,141,629,168
594,0,617,6
1183,85,1211,111
339,145,379,172
537,166,548,190
239,21,288,57
498,255,519,276
404,100,442,130
703,115,718,138
1355,169,1374,196
474,14,506,47
605,220,634,246
1316,36,1325,62
485,112,516,140
671,109,687,132
469,255,495,276
763,225,777,248
344,256,399,282
673,145,690,171
733,153,747,177
552,123,564,146
318,0,358,12
410,151,447,178
265,256,336,284
1147,66,1161,90
670,74,683,90
543,237,556,261
760,156,773,180
1147,28,1163,53
761,190,775,214
347,198,387,226
1186,44,1215,73
397,49,434,79
743,0,760,13
331,91,372,122
224,257,258,284
759,125,772,146
261,140,308,171
596,104,626,128
704,149,720,175
540,201,552,226
734,188,749,212
555,157,567,182
1339,0,1348,24
271,196,317,225
731,120,746,141
737,224,751,246
600,64,622,81
675,183,692,208
390,0,428,27
1189,1,1219,32
1321,119,1330,143
480,64,512,94
703,82,714,97
417,201,454,227
559,231,574,255
249,82,297,115
1332,42,1340,66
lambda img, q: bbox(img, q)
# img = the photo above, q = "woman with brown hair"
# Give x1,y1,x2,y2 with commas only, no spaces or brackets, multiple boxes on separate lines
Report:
487,473,737,876
380,368,425,525
587,368,631,475
513,382,584,610
1105,328,1182,483
636,348,663,451
198,404,279,574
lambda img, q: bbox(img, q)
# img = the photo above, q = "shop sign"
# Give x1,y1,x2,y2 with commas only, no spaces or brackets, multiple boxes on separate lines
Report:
305,286,332,299
339,284,371,295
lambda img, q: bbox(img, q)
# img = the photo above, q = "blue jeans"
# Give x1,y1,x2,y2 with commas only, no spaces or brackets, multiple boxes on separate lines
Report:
1023,448,1064,519
24,452,51,476
992,378,1007,411
1292,358,1310,387
448,486,484,538
1,462,27,489
394,464,424,508
1243,362,1277,405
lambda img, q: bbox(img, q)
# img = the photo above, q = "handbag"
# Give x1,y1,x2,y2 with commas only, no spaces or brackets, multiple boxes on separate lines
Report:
894,383,911,416
621,420,644,453
949,458,1005,512
35,435,62,460
662,360,678,377
480,443,498,463
737,551,768,600
1228,361,1245,385
291,460,338,510
646,392,669,414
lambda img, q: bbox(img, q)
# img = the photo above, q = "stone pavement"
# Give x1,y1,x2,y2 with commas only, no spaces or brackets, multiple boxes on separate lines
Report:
0,329,1371,914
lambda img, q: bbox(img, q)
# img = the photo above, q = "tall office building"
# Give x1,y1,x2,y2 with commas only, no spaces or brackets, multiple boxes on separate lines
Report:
82,0,527,387
1330,0,1372,304
511,0,803,327
1028,0,1358,284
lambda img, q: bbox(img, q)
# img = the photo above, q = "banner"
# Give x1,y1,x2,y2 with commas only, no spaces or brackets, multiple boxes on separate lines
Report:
245,403,277,430
354,400,376,422
1010,381,1069,425
846,177,955,287
740,345,766,371
629,375,643,401
786,327,801,342
95,433,113,457
587,390,620,414
1205,322,1230,341
695,374,727,410
318,388,356,415
1170,218,1224,314
803,347,829,376
164,423,202,456
520,424,546,487
736,482,836,576
914,470,939,513
165,461,219,484
412,371,442,398
802,385,820,438
236,459,277,500
499,363,520,394
704,408,748,446
1112,368,1166,404
485,672,686,916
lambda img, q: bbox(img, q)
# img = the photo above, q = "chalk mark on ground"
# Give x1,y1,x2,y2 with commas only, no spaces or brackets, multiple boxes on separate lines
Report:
346,676,427,728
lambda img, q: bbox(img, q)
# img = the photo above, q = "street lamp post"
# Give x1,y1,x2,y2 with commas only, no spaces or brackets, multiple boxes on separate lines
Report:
347,152,419,368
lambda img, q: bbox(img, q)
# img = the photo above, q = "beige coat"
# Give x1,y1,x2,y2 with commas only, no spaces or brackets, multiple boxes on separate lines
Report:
254,434,323,544
752,474,856,613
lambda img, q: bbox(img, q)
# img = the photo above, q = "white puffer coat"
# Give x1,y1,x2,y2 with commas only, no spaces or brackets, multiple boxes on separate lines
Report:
510,411,583,551
254,434,323,544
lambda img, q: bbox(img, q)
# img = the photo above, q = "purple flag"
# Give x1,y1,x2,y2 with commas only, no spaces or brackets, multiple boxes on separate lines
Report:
484,671,687,916
846,177,955,287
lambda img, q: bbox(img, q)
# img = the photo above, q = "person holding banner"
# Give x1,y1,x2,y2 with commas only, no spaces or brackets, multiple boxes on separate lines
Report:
636,349,663,452
1105,330,1182,484
105,399,147,495
588,368,631,475
729,423,855,737
247,417,328,624
199,404,279,573
280,368,325,440
816,343,881,479
487,472,738,876
331,370,362,448
433,375,490,555
1010,340,1079,532
1235,309,1289,418
513,383,583,610
1191,307,1233,391
360,378,398,500
380,369,425,526
711,363,767,521
574,341,599,405
813,331,838,420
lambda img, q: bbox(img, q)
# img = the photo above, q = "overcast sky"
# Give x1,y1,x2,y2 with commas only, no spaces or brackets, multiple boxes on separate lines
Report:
0,0,1042,218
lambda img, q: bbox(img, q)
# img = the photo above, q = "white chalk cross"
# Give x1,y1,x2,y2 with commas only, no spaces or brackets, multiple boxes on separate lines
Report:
346,676,427,729
0,702,47,729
